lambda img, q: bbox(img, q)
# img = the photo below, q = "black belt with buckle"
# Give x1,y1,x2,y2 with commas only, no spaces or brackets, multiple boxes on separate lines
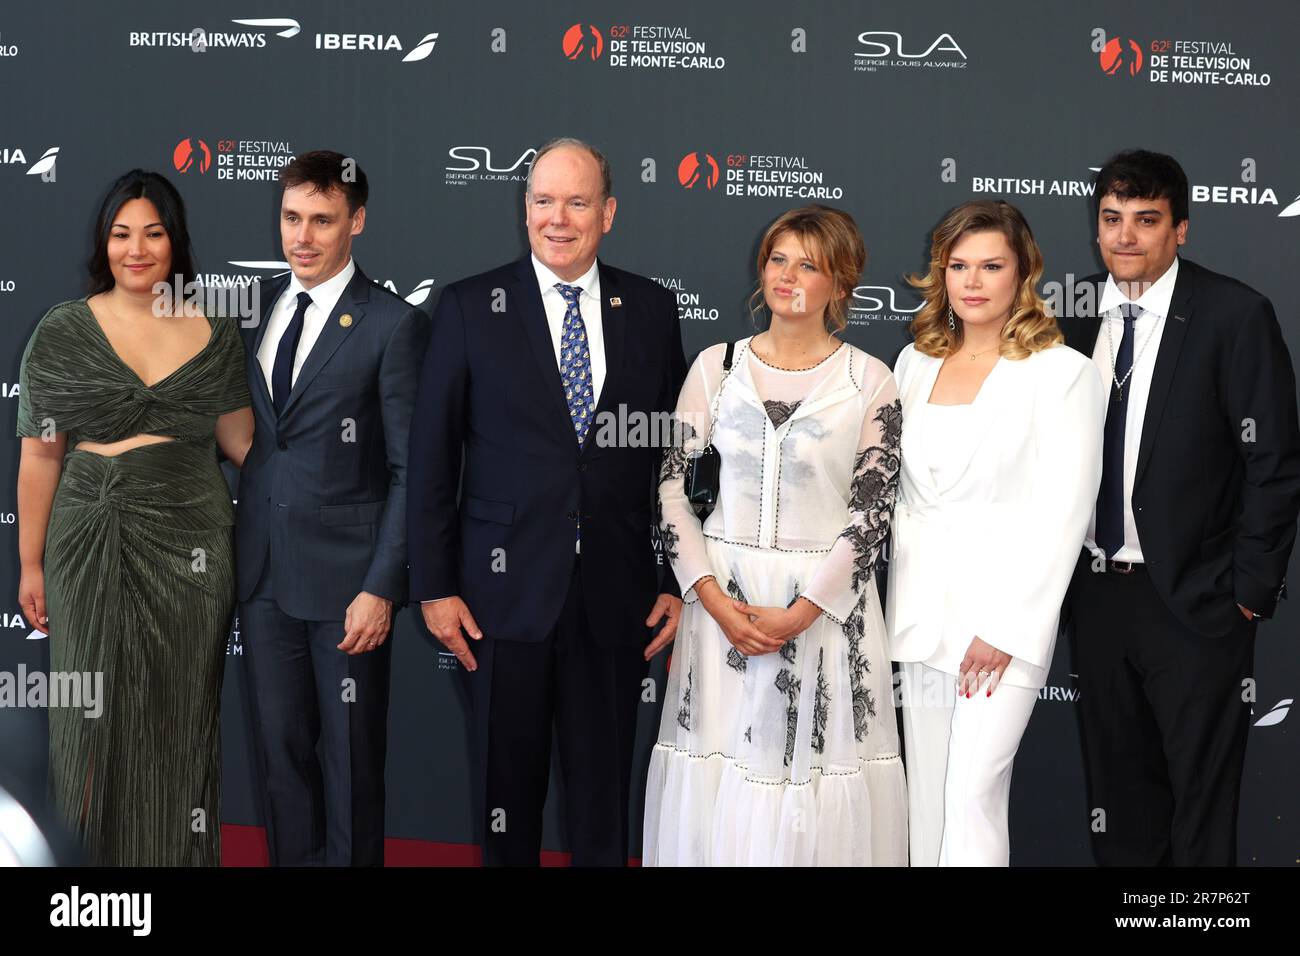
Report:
1107,559,1143,574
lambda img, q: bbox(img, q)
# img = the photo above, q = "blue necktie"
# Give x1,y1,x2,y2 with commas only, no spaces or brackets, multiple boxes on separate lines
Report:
555,284,594,445
1095,302,1140,558
272,291,313,414
556,283,594,546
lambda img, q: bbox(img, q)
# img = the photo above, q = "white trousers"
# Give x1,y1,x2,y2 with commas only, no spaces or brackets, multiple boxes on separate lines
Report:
899,661,1038,866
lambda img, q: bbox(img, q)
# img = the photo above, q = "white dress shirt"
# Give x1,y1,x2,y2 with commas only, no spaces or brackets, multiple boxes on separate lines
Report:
1084,256,1179,563
257,257,356,393
531,254,606,407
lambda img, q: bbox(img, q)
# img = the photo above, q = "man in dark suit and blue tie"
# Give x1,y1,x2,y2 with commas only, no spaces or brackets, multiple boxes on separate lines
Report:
1062,149,1300,866
236,151,430,865
407,137,687,865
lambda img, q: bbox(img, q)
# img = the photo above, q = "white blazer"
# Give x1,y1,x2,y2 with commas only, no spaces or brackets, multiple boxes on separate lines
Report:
885,342,1105,689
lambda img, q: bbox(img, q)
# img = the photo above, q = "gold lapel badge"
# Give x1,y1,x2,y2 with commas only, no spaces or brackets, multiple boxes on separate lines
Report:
609,297,622,308
339,314,353,327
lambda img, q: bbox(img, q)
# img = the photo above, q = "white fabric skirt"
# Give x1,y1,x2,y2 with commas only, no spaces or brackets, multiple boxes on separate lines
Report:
643,537,908,866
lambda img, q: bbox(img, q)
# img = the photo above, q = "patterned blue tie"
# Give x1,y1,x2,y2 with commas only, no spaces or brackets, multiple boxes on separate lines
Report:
555,283,595,446
556,283,593,547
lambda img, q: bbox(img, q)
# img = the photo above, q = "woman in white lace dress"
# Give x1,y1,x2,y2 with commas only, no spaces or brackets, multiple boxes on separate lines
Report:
643,206,908,866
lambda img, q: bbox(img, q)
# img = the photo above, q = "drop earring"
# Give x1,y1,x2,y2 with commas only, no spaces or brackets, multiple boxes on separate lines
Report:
947,306,956,331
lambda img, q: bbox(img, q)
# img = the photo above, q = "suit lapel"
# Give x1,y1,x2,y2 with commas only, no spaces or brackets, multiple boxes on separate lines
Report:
1133,269,1195,489
510,258,575,444
279,265,370,420
899,352,943,499
585,262,625,451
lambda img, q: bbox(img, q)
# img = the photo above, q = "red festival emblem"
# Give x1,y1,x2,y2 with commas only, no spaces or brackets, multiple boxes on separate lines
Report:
1099,37,1143,76
173,138,212,174
562,24,604,60
677,152,719,190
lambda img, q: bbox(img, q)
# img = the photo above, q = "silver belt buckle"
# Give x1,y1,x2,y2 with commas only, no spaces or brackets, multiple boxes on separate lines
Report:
1108,560,1137,575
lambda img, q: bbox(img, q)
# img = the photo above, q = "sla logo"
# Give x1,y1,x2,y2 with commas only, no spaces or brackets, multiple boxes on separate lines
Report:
173,138,211,174
855,31,966,60
446,146,537,174
314,32,439,62
1099,36,1143,75
563,23,604,60
848,284,923,323
444,146,537,185
852,31,967,73
678,152,719,190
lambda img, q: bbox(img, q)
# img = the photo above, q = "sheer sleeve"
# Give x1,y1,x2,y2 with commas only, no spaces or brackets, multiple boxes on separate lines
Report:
658,345,726,604
798,373,902,624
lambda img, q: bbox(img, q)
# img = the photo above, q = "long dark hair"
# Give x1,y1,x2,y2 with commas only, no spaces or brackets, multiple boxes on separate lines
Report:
87,169,197,296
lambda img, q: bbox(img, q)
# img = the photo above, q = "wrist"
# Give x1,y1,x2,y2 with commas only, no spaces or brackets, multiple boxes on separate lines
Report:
792,596,822,628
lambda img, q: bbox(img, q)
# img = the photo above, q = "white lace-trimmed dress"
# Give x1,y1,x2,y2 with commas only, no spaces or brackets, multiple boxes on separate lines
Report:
644,337,908,866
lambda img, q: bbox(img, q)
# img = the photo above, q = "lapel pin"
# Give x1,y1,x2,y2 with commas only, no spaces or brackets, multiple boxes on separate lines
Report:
609,297,622,308
339,313,353,327
1173,314,1186,322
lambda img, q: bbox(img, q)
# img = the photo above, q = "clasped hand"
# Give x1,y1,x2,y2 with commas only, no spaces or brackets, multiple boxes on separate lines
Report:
698,577,820,657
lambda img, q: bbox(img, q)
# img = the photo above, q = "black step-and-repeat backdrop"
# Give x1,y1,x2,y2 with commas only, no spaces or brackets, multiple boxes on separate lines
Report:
2,1,1296,864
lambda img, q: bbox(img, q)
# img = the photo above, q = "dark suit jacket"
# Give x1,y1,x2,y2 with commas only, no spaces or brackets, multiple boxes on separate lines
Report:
236,263,430,620
1060,257,1300,636
407,257,686,646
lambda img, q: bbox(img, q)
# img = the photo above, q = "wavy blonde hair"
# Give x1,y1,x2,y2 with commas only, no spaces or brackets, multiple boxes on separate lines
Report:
906,200,1062,359
748,205,866,334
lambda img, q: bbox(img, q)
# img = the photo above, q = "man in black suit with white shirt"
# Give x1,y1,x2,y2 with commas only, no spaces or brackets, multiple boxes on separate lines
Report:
1061,149,1300,866
407,137,687,865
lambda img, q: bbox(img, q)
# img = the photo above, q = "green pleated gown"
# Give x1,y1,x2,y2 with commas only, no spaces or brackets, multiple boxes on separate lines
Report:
17,298,250,866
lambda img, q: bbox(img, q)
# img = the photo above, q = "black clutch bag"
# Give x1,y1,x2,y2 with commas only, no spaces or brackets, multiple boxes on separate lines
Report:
684,341,736,514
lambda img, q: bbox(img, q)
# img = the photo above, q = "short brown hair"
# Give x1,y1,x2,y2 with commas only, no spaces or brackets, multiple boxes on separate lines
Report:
748,205,866,334
905,200,1061,360
280,149,368,215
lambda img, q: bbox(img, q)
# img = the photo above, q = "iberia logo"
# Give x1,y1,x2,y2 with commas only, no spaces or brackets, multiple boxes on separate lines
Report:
563,24,603,60
1099,37,1143,76
678,152,719,190
173,138,212,174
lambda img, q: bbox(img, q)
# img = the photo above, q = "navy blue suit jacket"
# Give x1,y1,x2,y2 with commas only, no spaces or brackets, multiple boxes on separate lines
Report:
407,257,686,646
236,264,430,620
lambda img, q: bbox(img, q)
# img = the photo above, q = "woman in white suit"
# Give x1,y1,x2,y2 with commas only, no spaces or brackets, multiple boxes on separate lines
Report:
888,200,1104,866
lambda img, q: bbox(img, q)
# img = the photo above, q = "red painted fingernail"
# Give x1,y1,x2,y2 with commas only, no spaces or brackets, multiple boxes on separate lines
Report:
986,690,991,697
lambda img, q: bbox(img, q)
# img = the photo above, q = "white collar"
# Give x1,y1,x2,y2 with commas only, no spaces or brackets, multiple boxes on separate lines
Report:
531,254,600,299
1099,255,1179,321
286,257,356,314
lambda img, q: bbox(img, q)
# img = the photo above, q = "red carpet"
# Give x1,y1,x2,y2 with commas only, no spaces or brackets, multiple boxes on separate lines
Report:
219,824,641,867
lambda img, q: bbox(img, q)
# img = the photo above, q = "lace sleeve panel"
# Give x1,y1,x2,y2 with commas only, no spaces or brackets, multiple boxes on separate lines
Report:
798,372,902,624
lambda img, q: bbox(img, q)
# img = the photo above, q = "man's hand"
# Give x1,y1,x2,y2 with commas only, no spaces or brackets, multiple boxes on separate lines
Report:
644,594,684,660
338,591,393,656
420,596,482,671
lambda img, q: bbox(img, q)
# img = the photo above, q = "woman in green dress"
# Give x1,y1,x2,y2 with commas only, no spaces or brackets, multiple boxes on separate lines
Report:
15,170,254,865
